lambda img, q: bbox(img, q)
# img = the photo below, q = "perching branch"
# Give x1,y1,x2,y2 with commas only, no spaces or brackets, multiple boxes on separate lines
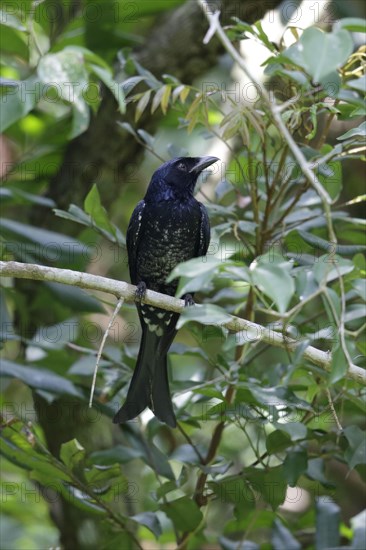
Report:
1,261,365,386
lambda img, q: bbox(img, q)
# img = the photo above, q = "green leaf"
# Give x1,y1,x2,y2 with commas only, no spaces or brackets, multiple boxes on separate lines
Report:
37,49,90,137
161,496,203,532
283,450,308,487
45,282,104,313
352,279,366,301
329,345,348,384
232,17,257,35
344,426,366,469
144,444,175,480
152,84,171,114
86,463,121,484
277,422,307,441
8,188,55,207
31,318,78,350
170,444,201,465
62,484,107,515
318,157,342,201
248,386,311,412
117,121,138,137
38,50,88,103
350,105,366,118
168,256,222,297
250,262,295,313
306,458,329,485
167,256,222,281
176,304,231,329
84,184,116,236
82,464,125,503
28,457,74,483
60,439,85,469
210,477,256,520
315,499,340,550
63,46,111,71
306,104,318,140
0,9,26,30
135,90,151,122
0,218,89,265
254,20,277,52
70,101,90,138
54,204,125,246
125,432,175,479
337,121,366,141
0,359,82,398
90,446,144,465
130,512,162,538
175,271,214,297
266,430,291,455
0,426,72,482
121,76,148,96
156,480,178,499
347,75,366,93
245,467,287,510
313,255,354,284
334,18,366,33
53,205,91,226
298,231,366,255
137,129,154,148
0,76,41,132
284,27,353,85
89,64,125,114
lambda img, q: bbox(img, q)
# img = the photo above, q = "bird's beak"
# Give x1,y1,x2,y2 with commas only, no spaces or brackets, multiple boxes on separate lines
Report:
189,156,219,174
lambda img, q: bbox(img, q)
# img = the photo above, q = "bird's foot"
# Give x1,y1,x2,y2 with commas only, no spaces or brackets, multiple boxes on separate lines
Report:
135,281,147,302
184,294,195,307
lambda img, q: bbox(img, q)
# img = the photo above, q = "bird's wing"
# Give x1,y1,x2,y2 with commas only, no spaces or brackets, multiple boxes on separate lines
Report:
196,203,210,257
126,200,146,284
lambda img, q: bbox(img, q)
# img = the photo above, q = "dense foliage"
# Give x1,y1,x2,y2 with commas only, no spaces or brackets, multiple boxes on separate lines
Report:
1,1,365,549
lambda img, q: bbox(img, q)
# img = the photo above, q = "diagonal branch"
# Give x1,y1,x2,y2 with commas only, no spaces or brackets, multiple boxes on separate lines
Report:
198,0,337,242
1,261,364,385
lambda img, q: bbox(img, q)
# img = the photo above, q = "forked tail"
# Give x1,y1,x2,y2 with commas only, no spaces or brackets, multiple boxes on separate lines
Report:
113,328,176,427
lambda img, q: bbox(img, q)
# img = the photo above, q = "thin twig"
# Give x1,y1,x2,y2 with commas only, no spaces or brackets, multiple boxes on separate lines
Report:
89,297,124,407
325,388,343,432
177,423,205,463
345,323,366,339
337,265,357,372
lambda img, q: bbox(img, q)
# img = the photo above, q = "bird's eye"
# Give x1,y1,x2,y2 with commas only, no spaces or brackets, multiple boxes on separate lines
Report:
177,162,187,172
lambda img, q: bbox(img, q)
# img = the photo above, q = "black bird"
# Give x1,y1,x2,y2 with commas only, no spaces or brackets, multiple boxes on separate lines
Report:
113,156,218,427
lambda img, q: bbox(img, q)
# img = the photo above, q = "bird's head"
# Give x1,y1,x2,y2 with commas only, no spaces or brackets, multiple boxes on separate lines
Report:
145,156,219,202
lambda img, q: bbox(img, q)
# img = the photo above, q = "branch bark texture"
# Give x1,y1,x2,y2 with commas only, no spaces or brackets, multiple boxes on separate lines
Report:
1,261,364,386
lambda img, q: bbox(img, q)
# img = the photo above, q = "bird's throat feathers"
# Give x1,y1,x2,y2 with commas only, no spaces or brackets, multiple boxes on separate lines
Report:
144,174,195,203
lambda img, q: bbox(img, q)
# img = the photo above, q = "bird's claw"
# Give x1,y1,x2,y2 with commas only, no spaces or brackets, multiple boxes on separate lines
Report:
184,294,195,307
136,281,147,302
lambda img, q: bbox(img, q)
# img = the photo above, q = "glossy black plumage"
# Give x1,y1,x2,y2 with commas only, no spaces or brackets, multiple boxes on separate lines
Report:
113,156,218,427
